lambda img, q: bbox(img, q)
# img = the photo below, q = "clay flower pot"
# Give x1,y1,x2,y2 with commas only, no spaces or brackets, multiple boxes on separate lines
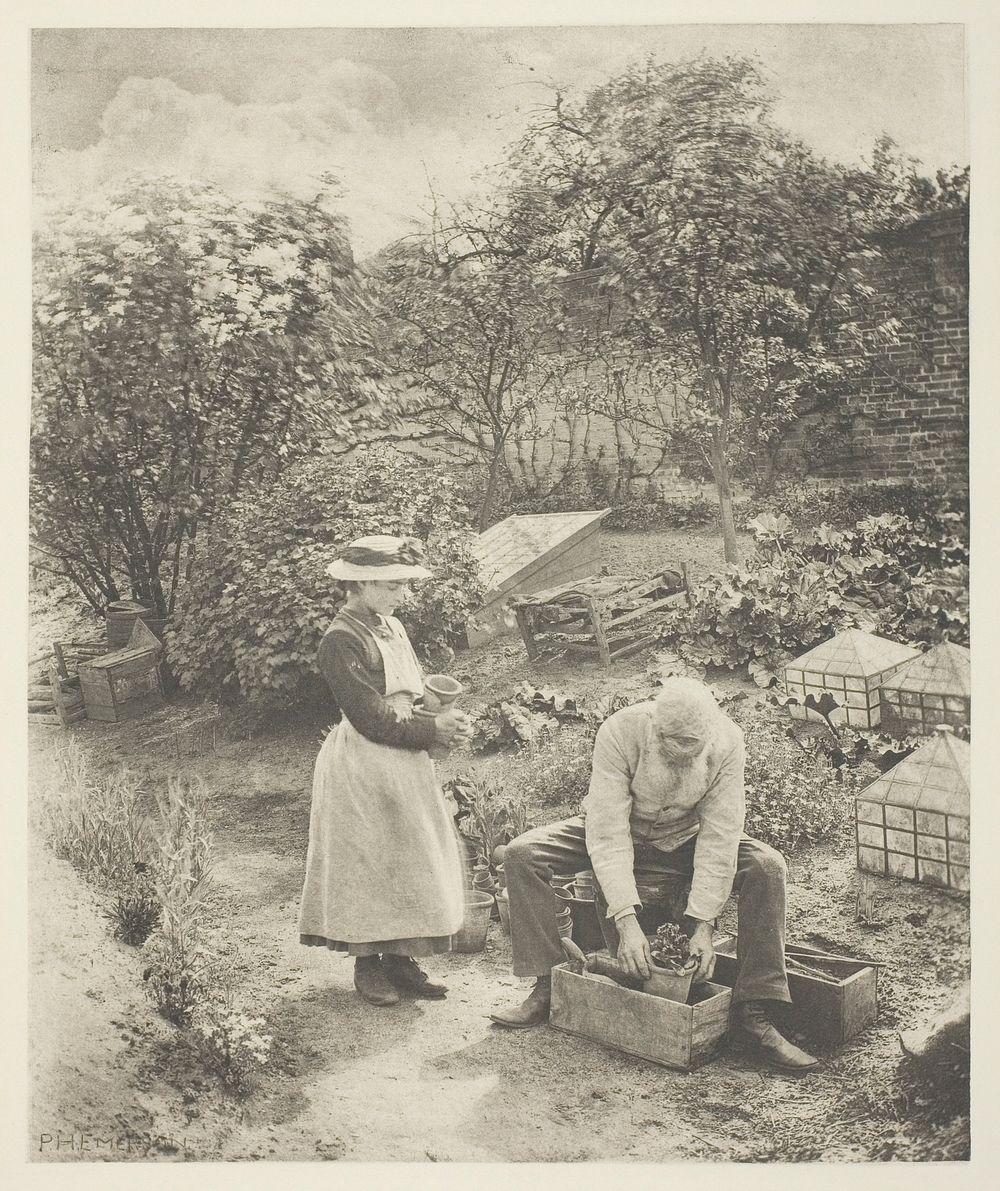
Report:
423,675,464,760
422,674,463,711
452,890,495,953
643,963,695,1005
496,888,511,935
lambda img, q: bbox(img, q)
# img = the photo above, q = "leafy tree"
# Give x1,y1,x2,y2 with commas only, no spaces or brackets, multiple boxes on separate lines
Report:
507,56,921,561
32,175,390,616
167,446,485,707
370,231,580,531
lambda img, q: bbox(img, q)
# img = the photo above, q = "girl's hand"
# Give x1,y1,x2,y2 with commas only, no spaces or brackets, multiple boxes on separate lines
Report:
434,707,471,748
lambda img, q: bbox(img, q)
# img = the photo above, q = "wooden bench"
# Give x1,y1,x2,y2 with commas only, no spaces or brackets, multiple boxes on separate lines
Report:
511,566,690,666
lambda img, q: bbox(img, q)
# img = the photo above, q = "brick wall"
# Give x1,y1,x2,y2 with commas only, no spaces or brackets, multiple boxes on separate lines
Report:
781,209,968,488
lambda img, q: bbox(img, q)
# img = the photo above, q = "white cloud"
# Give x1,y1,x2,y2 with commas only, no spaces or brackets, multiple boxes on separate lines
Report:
33,64,503,256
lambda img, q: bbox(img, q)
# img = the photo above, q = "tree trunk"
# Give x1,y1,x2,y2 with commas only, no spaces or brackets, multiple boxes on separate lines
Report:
709,438,741,565
479,451,504,532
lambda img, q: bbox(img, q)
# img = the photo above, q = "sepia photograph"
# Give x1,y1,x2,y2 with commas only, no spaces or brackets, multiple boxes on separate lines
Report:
18,0,986,1171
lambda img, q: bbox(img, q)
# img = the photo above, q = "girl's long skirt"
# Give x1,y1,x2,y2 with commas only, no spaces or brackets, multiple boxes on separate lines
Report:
298,716,465,956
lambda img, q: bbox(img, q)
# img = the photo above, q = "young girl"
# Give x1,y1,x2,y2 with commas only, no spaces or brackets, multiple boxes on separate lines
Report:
298,535,471,1005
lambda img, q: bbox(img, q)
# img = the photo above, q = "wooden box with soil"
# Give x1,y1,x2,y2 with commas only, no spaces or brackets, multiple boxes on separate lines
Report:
712,937,878,1047
549,961,732,1071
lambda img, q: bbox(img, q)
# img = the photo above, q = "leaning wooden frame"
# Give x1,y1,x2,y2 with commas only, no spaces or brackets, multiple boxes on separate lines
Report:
511,565,691,666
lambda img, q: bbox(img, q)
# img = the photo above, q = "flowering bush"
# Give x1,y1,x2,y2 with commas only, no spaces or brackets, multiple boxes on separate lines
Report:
168,446,485,706
32,174,389,616
195,999,273,1090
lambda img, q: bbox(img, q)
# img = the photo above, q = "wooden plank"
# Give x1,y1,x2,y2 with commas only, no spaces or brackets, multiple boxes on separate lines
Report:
585,597,611,666
606,591,689,630
608,635,658,663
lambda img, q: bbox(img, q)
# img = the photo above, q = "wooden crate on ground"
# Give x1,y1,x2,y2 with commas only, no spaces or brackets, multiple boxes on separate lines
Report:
550,960,732,1071
512,566,689,666
78,619,165,723
712,937,878,1047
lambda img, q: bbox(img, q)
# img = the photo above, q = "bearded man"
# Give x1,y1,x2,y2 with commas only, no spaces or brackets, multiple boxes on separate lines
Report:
489,676,818,1073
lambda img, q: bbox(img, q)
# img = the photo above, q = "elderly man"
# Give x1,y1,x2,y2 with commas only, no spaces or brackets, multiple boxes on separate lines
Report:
489,677,818,1073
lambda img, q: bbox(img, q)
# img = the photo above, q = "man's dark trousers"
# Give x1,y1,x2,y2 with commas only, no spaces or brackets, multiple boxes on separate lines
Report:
503,815,791,1004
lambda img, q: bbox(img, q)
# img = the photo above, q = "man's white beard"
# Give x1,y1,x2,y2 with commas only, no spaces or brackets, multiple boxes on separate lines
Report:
648,744,713,804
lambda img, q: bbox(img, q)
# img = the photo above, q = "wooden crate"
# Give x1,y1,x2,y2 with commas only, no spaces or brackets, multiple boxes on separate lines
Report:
78,644,165,723
712,937,878,1047
512,566,690,666
550,961,732,1071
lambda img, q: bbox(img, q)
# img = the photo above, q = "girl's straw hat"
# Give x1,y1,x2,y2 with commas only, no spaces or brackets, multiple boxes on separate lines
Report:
325,535,433,581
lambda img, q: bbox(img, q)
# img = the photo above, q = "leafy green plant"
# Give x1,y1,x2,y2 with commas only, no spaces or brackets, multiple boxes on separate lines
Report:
105,863,161,946
168,445,485,707
447,773,535,879
649,922,691,971
658,503,968,673
733,706,874,851
143,776,215,1024
497,726,594,812
469,683,585,752
42,740,151,884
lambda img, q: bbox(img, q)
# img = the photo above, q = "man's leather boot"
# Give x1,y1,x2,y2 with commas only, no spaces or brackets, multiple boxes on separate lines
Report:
354,956,401,1006
382,955,448,999
734,1001,819,1073
489,976,551,1029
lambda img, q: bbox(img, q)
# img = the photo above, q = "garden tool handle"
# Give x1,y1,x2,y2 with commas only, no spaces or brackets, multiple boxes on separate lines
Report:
560,937,587,965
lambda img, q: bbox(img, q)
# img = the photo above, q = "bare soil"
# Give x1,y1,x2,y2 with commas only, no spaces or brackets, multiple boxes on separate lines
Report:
27,528,970,1163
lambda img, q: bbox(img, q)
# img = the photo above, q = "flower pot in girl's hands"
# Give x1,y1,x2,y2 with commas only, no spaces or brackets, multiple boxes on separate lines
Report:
423,674,464,760
422,674,463,711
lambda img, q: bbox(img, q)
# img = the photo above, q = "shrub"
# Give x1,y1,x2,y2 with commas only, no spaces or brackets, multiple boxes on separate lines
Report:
603,494,717,531
168,445,485,707
735,482,968,535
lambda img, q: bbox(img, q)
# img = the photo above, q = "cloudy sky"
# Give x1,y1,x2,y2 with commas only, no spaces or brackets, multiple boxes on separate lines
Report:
32,24,966,256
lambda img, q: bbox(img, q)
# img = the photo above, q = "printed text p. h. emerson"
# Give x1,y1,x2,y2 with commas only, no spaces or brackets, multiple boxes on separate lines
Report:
36,1130,192,1157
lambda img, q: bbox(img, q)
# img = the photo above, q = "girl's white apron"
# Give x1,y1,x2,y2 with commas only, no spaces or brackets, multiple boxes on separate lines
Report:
297,615,464,943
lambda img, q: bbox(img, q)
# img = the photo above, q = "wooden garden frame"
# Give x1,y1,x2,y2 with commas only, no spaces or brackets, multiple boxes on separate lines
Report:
512,565,690,666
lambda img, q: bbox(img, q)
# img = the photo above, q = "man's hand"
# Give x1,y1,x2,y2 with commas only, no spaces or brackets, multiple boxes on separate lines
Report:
686,919,716,983
614,913,652,981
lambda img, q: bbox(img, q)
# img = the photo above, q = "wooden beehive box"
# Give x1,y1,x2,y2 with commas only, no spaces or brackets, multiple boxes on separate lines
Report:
784,629,920,728
713,938,878,1047
549,961,732,1071
466,510,610,646
78,619,165,723
880,641,971,736
855,728,969,891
